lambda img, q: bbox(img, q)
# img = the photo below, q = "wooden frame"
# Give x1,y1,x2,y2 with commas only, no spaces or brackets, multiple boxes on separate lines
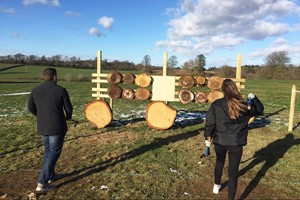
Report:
91,51,245,106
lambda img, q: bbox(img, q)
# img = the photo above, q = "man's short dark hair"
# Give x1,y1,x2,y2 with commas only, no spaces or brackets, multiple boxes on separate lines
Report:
43,68,57,81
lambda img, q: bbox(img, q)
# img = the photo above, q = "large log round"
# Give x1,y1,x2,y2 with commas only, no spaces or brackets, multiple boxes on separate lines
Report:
107,84,122,99
207,76,224,90
178,75,195,89
146,101,177,130
122,88,135,100
207,90,224,103
135,73,152,87
84,100,112,128
195,91,207,103
107,71,122,84
135,87,151,100
122,73,135,84
195,76,206,86
178,89,194,104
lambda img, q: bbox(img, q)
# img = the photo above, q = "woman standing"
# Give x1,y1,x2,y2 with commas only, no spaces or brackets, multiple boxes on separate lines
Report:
204,79,264,200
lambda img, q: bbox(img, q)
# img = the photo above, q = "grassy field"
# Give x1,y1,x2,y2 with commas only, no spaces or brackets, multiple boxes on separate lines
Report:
0,64,300,199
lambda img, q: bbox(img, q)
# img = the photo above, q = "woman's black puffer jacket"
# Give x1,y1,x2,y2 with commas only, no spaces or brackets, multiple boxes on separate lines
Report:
204,96,264,146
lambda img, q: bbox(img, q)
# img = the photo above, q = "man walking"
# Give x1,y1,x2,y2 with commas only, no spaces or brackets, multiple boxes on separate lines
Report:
28,68,73,193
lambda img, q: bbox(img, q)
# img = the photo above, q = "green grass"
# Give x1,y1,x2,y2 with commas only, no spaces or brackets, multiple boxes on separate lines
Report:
0,65,300,199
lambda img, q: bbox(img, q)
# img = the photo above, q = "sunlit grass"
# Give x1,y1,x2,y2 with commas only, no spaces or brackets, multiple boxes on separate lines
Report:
0,65,300,199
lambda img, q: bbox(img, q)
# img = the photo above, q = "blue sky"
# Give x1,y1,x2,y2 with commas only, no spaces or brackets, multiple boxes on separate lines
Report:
1,0,300,67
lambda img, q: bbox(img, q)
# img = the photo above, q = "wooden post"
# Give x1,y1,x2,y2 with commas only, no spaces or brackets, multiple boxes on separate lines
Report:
163,52,168,104
288,85,296,132
236,53,242,90
96,51,102,100
163,52,168,77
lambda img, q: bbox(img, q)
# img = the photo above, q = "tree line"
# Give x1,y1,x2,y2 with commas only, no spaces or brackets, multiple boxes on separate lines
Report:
0,51,299,79
0,53,201,72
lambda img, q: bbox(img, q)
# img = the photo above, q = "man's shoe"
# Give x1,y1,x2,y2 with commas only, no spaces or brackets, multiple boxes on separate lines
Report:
48,173,63,184
213,184,221,194
36,183,56,193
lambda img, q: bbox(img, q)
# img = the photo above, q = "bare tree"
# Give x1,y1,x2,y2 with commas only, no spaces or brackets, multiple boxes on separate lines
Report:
14,53,25,64
195,54,206,74
141,55,151,72
51,55,62,66
27,55,38,65
265,51,291,68
182,54,206,75
182,59,196,75
168,55,178,68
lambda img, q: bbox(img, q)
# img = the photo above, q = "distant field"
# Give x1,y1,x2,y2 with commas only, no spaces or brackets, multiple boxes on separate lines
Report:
0,65,300,199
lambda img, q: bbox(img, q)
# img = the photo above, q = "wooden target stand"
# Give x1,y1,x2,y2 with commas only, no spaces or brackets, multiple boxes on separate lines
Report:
85,51,246,129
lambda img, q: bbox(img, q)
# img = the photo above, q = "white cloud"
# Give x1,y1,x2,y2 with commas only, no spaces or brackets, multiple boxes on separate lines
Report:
22,0,60,7
249,38,300,62
272,38,288,46
65,11,81,17
159,0,300,57
0,6,17,14
88,27,102,37
98,16,114,29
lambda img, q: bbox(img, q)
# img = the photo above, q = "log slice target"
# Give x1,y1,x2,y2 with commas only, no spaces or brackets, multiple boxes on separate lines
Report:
84,100,112,128
107,84,122,99
107,71,122,84
178,89,194,104
146,101,177,130
179,75,195,89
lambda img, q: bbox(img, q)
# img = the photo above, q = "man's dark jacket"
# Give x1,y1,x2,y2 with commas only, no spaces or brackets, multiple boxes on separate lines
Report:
28,81,73,135
204,96,264,146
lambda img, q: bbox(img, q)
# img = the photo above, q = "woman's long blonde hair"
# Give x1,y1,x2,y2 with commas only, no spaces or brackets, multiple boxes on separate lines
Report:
221,79,247,119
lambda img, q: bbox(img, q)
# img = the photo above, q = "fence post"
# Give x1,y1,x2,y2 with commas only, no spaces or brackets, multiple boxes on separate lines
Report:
288,85,296,132
163,52,168,77
96,51,102,100
236,53,242,90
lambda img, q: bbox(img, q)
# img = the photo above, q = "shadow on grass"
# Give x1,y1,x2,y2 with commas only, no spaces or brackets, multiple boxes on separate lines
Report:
237,133,300,199
293,122,300,131
0,81,41,83
248,108,286,130
109,117,145,127
263,108,286,118
0,64,25,72
56,128,203,188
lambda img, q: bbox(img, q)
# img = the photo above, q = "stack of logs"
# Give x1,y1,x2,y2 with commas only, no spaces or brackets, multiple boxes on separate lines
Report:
86,71,226,129
106,71,225,104
178,75,224,104
107,72,152,100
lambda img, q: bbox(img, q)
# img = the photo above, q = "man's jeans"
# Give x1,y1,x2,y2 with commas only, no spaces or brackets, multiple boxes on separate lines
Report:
38,134,65,185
